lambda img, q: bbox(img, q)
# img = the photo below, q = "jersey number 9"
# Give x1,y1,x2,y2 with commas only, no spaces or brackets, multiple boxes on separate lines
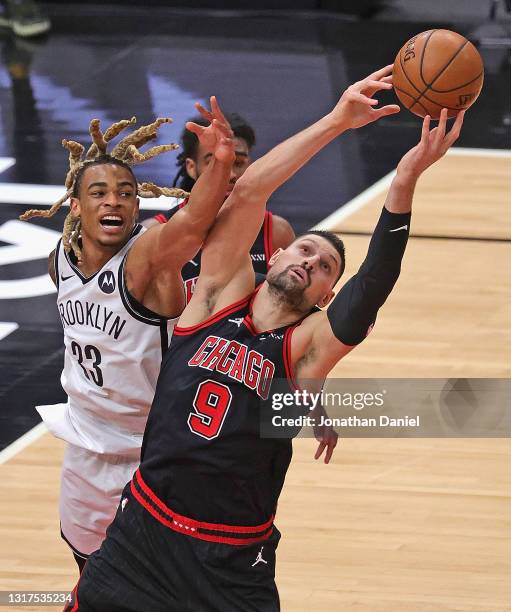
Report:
188,379,232,440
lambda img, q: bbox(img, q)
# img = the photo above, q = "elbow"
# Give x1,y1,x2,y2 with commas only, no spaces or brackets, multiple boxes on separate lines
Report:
231,166,267,204
223,181,258,212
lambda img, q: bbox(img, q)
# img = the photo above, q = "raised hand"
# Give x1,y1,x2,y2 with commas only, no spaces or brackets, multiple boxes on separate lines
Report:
311,404,339,464
186,96,235,164
332,64,400,130
397,108,464,179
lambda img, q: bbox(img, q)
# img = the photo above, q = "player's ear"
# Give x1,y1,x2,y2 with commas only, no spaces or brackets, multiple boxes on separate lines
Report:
268,248,284,268
69,197,81,218
185,157,198,180
316,289,335,308
134,197,140,221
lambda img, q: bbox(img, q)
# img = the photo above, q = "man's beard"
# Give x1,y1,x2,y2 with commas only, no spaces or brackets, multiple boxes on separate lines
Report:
267,265,311,311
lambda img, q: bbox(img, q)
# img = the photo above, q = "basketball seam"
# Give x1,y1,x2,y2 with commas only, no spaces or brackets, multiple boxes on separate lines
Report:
401,30,473,115
399,52,431,114
414,87,479,111
393,85,430,116
415,37,469,111
427,39,469,87
399,53,424,96
429,70,484,93
418,29,438,86
417,37,468,109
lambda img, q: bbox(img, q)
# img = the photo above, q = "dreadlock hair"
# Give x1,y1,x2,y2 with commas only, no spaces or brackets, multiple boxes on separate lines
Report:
173,112,256,191
19,116,189,263
297,230,346,282
71,155,136,198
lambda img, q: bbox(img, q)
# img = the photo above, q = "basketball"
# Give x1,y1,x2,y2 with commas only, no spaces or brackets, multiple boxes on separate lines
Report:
392,29,484,119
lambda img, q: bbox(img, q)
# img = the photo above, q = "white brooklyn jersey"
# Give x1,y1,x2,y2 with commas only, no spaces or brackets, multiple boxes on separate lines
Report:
51,224,176,456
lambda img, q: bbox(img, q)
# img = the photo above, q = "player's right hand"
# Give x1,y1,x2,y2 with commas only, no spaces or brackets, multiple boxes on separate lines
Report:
331,64,400,130
396,108,464,180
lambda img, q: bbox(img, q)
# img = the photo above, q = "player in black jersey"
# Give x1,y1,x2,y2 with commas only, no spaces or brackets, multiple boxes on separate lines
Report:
66,69,465,611
142,113,295,301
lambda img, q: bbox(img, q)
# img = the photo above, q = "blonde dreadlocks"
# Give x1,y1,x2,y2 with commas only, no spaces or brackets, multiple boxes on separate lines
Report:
19,117,189,262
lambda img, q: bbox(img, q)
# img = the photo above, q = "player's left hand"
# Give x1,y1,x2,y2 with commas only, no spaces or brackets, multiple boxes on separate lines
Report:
186,96,235,164
397,108,465,179
332,64,401,130
312,408,339,464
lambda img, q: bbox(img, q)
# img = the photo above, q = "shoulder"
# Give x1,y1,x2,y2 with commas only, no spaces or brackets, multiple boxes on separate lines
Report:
48,248,57,287
270,214,295,251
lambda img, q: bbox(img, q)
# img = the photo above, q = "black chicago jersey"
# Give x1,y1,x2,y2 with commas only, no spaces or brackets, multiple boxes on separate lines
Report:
67,288,304,611
155,202,275,302
139,286,300,531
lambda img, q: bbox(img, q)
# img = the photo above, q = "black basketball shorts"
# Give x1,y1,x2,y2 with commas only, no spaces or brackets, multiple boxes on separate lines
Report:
64,479,281,612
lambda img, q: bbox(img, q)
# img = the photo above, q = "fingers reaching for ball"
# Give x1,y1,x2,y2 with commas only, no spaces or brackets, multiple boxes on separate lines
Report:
367,64,394,81
333,64,402,130
427,108,465,150
397,107,465,178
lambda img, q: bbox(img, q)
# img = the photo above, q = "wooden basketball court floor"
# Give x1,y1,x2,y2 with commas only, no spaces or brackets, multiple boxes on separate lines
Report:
0,149,510,611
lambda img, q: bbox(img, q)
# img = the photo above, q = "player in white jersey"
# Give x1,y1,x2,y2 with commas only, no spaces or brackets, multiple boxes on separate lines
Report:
20,100,236,571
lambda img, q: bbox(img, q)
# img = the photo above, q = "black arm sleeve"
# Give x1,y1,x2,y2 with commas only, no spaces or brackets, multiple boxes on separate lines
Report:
327,206,411,346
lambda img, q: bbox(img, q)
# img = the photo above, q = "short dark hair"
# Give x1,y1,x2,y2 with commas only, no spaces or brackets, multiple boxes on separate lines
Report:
297,230,346,282
173,112,256,190
72,155,137,198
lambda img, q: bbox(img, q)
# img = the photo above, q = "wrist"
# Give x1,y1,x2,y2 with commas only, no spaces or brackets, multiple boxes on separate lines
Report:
211,151,235,166
323,111,350,135
395,165,420,186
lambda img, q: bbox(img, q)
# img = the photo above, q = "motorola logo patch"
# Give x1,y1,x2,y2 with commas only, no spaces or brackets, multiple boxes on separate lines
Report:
98,271,116,294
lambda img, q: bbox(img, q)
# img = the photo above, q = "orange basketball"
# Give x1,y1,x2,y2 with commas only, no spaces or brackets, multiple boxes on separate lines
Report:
392,29,484,119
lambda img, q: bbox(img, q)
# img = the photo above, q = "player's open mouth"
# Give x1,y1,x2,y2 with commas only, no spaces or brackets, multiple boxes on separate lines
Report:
100,215,124,232
290,267,307,283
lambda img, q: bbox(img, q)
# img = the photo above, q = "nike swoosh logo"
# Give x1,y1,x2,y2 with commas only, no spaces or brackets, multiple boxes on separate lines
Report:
389,225,408,233
60,273,74,281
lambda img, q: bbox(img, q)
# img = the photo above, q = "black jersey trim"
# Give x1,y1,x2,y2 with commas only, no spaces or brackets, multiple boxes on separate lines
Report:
173,293,252,335
60,525,89,560
63,243,95,284
160,320,170,355
263,211,273,271
63,223,143,285
54,239,62,290
118,255,168,327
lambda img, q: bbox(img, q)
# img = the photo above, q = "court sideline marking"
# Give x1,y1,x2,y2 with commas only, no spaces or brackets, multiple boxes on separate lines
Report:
312,147,511,231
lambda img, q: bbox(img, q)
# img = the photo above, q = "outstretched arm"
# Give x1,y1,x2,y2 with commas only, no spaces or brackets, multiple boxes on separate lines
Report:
150,98,235,267
180,66,400,326
291,109,465,383
126,97,235,317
